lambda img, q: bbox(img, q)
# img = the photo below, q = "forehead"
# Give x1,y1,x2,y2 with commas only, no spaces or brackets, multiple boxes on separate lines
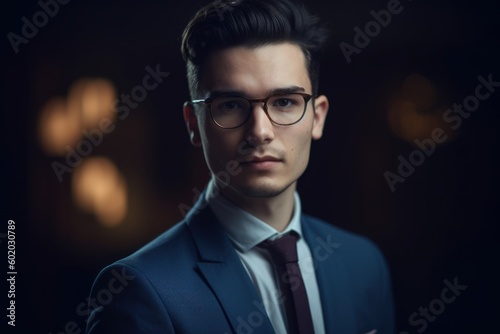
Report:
199,43,311,97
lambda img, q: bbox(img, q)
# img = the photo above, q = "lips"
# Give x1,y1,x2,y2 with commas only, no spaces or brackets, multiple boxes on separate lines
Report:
238,155,282,171
240,156,281,163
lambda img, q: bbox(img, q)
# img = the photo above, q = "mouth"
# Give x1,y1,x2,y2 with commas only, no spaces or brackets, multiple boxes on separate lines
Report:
239,155,282,170
240,155,282,163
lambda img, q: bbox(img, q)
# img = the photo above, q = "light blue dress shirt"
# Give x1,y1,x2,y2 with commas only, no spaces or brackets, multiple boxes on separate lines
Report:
205,179,325,334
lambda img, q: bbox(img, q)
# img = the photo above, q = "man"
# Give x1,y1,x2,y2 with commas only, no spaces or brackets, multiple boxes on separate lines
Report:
86,0,395,333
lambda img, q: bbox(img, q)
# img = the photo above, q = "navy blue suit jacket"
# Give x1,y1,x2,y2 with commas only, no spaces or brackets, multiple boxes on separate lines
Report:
86,195,395,333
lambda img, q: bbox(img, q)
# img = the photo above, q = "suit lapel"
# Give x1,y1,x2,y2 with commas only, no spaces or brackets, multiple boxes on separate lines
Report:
302,216,357,334
186,196,275,333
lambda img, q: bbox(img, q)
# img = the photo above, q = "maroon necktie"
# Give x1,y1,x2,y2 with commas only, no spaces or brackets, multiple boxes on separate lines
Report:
259,232,314,334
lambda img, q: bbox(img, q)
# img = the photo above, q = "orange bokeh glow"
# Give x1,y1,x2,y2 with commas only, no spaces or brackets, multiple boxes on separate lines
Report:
38,78,116,156
72,157,127,227
38,97,81,155
67,78,116,129
387,74,453,143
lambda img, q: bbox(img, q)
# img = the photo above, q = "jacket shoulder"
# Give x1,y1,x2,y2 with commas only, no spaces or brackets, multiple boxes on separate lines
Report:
302,213,395,332
114,221,197,277
302,214,378,249
301,213,389,274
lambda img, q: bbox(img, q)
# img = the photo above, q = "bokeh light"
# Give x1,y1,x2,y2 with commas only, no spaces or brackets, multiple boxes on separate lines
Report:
387,73,453,143
38,78,116,156
72,157,128,227
67,78,116,129
38,97,81,155
400,74,438,110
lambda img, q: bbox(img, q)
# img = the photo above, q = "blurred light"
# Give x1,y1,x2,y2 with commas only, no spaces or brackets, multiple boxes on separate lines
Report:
38,97,81,155
387,73,454,143
67,78,116,129
72,157,127,227
38,78,116,156
400,74,437,110
388,100,441,141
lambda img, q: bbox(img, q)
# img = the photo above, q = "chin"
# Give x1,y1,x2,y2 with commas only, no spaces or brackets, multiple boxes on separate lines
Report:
228,179,294,198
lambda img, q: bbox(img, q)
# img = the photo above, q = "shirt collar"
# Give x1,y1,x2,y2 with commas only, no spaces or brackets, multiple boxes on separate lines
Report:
205,178,303,252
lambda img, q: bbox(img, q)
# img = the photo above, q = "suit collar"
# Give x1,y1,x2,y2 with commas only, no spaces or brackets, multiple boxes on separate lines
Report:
185,194,275,333
185,196,233,262
301,216,357,334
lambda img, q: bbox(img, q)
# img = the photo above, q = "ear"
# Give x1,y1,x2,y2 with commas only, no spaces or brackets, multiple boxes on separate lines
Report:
311,95,329,140
183,102,202,147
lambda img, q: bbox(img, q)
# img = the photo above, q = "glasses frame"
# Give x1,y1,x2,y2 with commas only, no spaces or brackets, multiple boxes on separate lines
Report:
191,92,313,129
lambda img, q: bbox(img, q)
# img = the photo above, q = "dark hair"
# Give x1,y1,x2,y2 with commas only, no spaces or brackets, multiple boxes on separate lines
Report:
181,0,329,98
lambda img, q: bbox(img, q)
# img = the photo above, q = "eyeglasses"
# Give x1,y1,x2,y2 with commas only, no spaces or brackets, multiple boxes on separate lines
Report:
190,92,313,129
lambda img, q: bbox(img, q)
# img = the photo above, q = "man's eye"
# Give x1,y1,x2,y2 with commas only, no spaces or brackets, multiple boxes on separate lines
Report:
214,98,247,112
276,99,293,107
273,97,301,108
221,101,241,109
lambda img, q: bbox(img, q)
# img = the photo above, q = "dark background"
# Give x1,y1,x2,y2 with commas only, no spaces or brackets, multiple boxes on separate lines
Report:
2,0,499,333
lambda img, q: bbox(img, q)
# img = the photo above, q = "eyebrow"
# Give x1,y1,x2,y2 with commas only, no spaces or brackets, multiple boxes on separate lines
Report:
206,86,306,99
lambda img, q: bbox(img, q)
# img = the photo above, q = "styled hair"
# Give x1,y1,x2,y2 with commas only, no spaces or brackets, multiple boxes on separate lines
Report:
181,0,329,98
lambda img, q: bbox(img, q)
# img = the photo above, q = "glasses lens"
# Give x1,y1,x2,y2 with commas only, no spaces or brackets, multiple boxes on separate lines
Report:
211,97,250,128
267,94,306,125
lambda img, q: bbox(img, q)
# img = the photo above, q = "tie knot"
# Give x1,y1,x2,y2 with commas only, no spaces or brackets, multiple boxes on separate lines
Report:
259,232,299,265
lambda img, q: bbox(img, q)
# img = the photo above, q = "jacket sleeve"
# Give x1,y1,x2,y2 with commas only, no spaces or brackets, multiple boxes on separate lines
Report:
85,263,175,333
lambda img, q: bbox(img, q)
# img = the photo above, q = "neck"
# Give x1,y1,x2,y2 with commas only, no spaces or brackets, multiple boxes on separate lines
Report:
217,182,296,232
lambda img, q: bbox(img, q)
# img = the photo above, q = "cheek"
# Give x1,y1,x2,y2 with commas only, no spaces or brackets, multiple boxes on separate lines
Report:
201,126,242,165
199,115,222,148
197,120,222,167
288,129,312,168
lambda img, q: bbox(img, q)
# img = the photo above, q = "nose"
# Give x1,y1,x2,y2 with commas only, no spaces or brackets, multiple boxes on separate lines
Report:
244,102,275,147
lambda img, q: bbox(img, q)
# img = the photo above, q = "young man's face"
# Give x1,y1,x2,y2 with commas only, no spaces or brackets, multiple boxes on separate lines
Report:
184,43,328,199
